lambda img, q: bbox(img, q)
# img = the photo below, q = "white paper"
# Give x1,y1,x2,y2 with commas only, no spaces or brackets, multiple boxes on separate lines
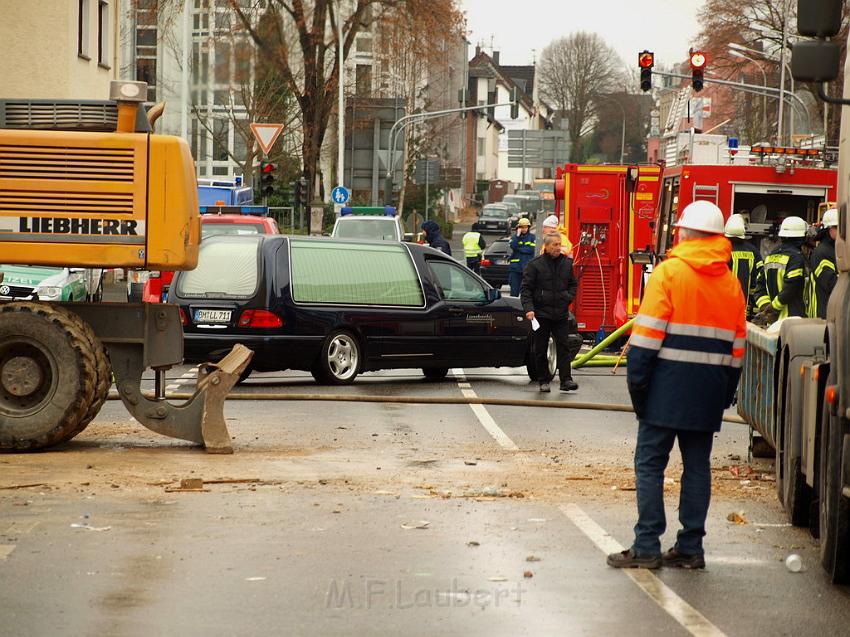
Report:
531,318,540,331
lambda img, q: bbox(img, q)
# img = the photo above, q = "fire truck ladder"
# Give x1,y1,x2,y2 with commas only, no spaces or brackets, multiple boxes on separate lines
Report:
693,184,720,205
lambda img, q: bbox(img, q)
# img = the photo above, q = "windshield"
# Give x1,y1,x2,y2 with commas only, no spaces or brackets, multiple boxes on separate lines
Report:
202,223,262,237
333,218,399,240
502,196,523,206
481,207,509,219
175,238,260,298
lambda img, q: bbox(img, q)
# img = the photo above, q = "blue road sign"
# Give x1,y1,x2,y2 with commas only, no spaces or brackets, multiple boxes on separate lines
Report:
331,186,350,205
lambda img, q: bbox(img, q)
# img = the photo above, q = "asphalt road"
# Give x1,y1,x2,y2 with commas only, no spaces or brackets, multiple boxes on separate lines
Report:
2,362,849,636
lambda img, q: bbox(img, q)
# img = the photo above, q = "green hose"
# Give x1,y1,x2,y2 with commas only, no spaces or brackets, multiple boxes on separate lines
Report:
571,317,634,369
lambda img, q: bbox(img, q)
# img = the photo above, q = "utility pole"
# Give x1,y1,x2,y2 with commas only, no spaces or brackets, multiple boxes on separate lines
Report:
778,0,790,145
336,0,345,216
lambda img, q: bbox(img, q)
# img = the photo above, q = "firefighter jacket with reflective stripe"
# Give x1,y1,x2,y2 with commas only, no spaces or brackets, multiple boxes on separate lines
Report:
728,238,764,313
755,242,808,319
627,235,747,432
808,236,837,319
509,231,537,273
462,231,486,259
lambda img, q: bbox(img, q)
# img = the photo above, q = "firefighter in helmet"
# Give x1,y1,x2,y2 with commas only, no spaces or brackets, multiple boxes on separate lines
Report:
754,216,809,322
807,208,839,319
724,214,764,316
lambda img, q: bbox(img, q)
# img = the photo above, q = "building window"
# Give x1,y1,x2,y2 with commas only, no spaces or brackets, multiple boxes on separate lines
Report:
97,1,109,67
136,2,157,101
355,37,372,54
78,0,90,58
477,137,485,157
355,64,372,97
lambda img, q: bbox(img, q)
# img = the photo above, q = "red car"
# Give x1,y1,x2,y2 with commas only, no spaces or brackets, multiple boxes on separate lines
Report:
143,207,279,303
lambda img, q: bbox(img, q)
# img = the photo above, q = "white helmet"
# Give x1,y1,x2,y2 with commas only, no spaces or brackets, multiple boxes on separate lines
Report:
822,208,839,228
675,200,725,234
724,213,747,239
542,214,560,228
778,216,808,238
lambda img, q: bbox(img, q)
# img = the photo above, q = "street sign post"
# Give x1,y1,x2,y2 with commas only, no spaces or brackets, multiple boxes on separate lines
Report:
331,186,350,205
250,123,284,156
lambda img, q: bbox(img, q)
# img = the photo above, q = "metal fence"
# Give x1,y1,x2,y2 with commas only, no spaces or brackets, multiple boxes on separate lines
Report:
268,206,305,235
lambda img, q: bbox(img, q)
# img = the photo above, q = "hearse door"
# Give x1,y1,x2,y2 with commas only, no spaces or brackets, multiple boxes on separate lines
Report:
426,259,507,367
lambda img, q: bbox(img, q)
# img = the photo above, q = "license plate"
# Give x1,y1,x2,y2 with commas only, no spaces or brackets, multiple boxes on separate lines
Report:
495,258,508,265
194,309,232,323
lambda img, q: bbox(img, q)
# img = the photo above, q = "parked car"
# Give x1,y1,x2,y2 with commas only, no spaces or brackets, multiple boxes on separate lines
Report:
143,209,278,303
506,192,543,217
472,204,513,235
331,207,406,241
479,237,511,289
0,265,102,301
170,235,554,384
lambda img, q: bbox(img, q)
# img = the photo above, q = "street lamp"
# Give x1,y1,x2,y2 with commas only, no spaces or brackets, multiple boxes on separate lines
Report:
336,0,345,212
728,49,769,139
611,99,626,164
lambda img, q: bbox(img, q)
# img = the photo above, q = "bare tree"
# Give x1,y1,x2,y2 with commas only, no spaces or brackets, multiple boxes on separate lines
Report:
232,0,403,199
375,0,465,213
538,32,625,161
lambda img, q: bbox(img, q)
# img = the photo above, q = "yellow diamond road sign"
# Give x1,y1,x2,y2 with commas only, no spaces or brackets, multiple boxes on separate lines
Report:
250,123,284,155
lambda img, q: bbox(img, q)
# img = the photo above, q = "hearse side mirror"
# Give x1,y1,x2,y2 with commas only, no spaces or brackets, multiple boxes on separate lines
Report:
793,0,849,105
485,288,502,302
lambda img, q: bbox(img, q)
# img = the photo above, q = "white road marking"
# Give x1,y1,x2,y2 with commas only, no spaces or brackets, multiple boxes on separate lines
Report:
166,365,200,391
452,369,519,451
0,545,15,560
560,503,726,637
4,521,38,535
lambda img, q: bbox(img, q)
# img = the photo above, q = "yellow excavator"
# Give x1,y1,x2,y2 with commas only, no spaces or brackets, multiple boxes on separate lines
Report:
0,80,251,453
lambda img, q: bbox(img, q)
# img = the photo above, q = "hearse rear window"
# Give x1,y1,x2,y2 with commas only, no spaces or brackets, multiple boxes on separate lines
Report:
176,238,260,298
290,240,424,306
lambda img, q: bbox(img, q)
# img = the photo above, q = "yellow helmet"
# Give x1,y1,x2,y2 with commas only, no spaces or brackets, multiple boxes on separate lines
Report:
517,217,532,227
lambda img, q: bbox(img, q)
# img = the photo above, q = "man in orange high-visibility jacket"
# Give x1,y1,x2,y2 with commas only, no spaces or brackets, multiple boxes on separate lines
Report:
607,200,747,570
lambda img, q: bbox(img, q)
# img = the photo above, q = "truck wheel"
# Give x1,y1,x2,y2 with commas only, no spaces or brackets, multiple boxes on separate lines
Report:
526,336,557,381
782,372,813,526
422,367,449,380
819,407,850,583
54,307,111,435
750,435,773,458
0,303,97,451
312,330,361,385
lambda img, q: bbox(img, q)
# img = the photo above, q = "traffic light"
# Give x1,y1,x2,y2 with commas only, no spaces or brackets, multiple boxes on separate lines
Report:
259,160,277,197
638,50,654,92
510,87,519,119
294,177,308,209
690,50,706,92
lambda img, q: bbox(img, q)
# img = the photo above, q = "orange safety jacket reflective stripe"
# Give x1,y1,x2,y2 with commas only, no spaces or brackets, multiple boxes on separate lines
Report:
627,234,747,432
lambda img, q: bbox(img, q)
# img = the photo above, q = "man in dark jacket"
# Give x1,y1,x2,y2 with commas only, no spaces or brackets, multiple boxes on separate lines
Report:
421,220,451,256
808,208,838,319
520,233,580,393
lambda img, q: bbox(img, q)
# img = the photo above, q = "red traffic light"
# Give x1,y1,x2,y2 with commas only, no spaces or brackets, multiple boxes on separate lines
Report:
638,51,655,69
262,162,276,174
689,51,707,69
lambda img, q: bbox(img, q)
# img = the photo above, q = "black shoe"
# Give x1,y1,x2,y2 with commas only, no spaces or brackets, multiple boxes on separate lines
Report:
560,379,579,392
661,547,705,569
539,382,550,393
606,548,662,569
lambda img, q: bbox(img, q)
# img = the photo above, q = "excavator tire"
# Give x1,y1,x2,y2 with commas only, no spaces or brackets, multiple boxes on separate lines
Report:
0,302,97,451
54,306,111,436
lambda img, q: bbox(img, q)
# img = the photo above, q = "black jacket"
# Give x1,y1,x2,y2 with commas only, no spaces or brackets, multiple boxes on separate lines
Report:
520,253,578,320
422,220,452,256
810,235,837,319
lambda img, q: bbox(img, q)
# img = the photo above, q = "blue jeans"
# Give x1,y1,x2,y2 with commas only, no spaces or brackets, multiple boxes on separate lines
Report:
509,271,522,297
632,422,714,557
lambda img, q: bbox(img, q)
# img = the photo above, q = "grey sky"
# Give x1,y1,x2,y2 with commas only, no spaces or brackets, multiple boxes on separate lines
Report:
462,0,705,74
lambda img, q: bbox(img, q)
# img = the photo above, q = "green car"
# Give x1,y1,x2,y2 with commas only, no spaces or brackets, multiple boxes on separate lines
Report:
0,265,102,302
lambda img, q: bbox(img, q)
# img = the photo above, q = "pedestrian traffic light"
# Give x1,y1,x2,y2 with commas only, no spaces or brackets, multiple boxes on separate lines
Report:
690,50,706,92
510,87,519,119
259,160,277,197
638,50,654,92
294,177,308,209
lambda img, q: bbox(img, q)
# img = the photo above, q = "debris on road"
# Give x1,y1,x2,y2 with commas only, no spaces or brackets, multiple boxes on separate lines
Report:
0,483,49,491
245,577,267,582
464,460,478,466
523,571,534,578
526,555,541,562
70,523,111,532
487,576,508,582
401,520,430,530
165,478,209,493
785,554,803,573
467,541,480,547
727,511,748,525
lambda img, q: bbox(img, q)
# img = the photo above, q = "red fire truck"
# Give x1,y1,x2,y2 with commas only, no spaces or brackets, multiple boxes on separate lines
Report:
654,149,837,259
553,164,662,336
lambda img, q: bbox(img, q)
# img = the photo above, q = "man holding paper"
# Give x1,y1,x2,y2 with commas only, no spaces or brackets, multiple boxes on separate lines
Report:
520,233,580,393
